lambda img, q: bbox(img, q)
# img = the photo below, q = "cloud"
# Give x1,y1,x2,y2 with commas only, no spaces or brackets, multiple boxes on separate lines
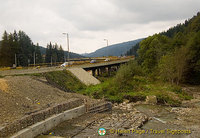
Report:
0,0,199,53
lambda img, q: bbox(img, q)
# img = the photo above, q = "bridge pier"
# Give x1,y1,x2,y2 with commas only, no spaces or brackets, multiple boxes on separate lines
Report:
108,66,111,76
97,68,100,76
83,59,131,77
100,67,106,74
92,69,96,76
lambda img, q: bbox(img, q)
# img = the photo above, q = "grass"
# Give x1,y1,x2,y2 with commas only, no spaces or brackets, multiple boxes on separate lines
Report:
31,60,193,106
44,70,86,92
78,60,192,106
78,75,192,106
11,73,43,77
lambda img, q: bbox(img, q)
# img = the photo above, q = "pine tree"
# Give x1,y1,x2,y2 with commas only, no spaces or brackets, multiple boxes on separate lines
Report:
0,31,12,66
35,43,42,64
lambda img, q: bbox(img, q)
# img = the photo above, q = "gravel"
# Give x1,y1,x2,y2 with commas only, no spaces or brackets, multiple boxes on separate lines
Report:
0,75,98,127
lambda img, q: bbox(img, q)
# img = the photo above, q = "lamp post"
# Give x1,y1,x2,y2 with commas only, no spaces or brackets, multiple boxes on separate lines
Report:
104,39,109,57
104,39,108,47
63,33,70,62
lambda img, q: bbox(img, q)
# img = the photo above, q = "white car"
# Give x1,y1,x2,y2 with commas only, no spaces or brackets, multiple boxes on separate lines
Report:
60,62,73,67
104,58,110,62
90,60,96,63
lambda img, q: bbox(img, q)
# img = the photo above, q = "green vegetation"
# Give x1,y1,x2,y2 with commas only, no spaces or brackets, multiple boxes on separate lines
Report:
0,30,84,67
45,42,65,64
0,31,43,67
137,12,200,84
6,12,199,107
12,73,43,77
126,43,140,57
42,61,192,106
44,70,86,92
78,61,192,106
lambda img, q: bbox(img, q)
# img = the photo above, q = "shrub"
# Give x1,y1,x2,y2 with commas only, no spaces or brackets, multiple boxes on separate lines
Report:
114,60,143,87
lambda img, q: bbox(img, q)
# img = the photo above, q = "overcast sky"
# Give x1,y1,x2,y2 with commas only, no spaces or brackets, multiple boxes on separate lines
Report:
0,0,199,54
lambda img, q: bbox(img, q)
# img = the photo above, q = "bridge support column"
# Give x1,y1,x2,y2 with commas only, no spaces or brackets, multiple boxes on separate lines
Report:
117,65,120,70
100,67,106,74
97,68,100,76
108,66,111,76
92,69,96,76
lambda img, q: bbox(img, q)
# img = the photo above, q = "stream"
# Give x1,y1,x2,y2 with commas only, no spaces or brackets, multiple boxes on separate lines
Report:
37,102,200,138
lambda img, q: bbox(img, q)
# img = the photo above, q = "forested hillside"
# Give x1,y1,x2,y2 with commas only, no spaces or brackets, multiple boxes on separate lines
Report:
0,30,84,67
137,12,200,84
83,38,144,57
39,46,84,59
0,31,43,67
125,43,140,56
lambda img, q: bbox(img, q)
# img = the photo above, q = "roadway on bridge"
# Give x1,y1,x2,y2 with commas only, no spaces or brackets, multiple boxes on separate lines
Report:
0,59,131,76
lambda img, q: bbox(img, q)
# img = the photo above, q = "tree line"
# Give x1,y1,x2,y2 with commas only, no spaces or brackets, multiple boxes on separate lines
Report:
0,30,65,67
45,42,64,64
136,12,200,84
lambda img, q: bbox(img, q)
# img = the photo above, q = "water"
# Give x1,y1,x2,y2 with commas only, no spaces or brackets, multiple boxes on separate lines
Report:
134,104,191,138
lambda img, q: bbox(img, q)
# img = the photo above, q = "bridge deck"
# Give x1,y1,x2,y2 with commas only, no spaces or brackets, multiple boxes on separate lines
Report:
0,59,131,76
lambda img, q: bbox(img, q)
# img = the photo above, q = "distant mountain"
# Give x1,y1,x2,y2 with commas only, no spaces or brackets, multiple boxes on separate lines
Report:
82,38,144,57
39,46,84,59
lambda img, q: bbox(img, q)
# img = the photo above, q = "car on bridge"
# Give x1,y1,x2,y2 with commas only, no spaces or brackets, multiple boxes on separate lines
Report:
61,62,74,67
104,58,110,62
90,60,96,63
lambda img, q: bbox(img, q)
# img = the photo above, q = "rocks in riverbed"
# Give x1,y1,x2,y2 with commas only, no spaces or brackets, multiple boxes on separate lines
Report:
145,95,157,104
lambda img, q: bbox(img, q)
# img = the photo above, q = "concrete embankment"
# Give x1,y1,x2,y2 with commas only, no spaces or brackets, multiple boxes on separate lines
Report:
67,68,100,85
4,101,112,138
0,98,84,137
10,105,86,138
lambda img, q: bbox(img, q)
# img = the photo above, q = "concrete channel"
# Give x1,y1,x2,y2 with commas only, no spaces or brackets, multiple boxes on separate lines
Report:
10,105,86,138
9,102,112,138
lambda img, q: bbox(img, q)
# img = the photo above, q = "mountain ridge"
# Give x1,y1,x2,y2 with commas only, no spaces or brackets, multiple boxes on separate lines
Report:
82,38,144,57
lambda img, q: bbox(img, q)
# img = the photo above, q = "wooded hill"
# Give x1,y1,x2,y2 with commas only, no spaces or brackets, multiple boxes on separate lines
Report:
0,31,84,67
137,12,200,84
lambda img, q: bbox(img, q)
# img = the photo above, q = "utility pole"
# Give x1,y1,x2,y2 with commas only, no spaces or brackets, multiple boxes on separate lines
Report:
15,54,17,67
34,52,36,66
51,56,52,66
63,33,70,62
104,39,109,47
104,39,109,57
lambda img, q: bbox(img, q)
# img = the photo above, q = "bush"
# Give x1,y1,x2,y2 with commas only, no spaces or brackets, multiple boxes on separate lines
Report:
114,60,143,87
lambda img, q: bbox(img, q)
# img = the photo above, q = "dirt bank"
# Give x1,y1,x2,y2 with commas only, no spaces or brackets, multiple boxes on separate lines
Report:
0,75,98,127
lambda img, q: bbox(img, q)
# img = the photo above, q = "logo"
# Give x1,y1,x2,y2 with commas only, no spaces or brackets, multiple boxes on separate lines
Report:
98,128,106,136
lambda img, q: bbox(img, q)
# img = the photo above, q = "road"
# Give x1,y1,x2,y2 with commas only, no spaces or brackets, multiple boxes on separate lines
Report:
0,59,131,76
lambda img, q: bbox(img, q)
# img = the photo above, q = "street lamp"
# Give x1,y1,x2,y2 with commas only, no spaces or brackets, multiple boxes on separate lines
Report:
104,39,108,47
104,39,109,57
63,33,70,62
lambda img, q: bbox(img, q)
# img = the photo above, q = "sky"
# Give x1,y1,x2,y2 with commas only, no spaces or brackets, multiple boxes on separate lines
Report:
0,0,199,54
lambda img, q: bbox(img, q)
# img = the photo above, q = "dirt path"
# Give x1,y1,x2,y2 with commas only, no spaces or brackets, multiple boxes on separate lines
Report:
0,76,98,127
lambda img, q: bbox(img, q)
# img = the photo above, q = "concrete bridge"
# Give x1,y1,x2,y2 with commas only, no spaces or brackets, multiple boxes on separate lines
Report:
66,59,131,86
0,59,131,76
81,59,130,76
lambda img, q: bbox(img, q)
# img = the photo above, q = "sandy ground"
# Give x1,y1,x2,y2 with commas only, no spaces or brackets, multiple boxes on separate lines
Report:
0,75,98,127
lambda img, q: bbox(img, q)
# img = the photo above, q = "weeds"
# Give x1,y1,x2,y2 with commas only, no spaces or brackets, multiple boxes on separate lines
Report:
38,61,193,106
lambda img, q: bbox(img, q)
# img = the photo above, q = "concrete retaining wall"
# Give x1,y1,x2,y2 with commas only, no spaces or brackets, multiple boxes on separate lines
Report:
1,100,112,138
10,105,86,138
0,98,83,137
